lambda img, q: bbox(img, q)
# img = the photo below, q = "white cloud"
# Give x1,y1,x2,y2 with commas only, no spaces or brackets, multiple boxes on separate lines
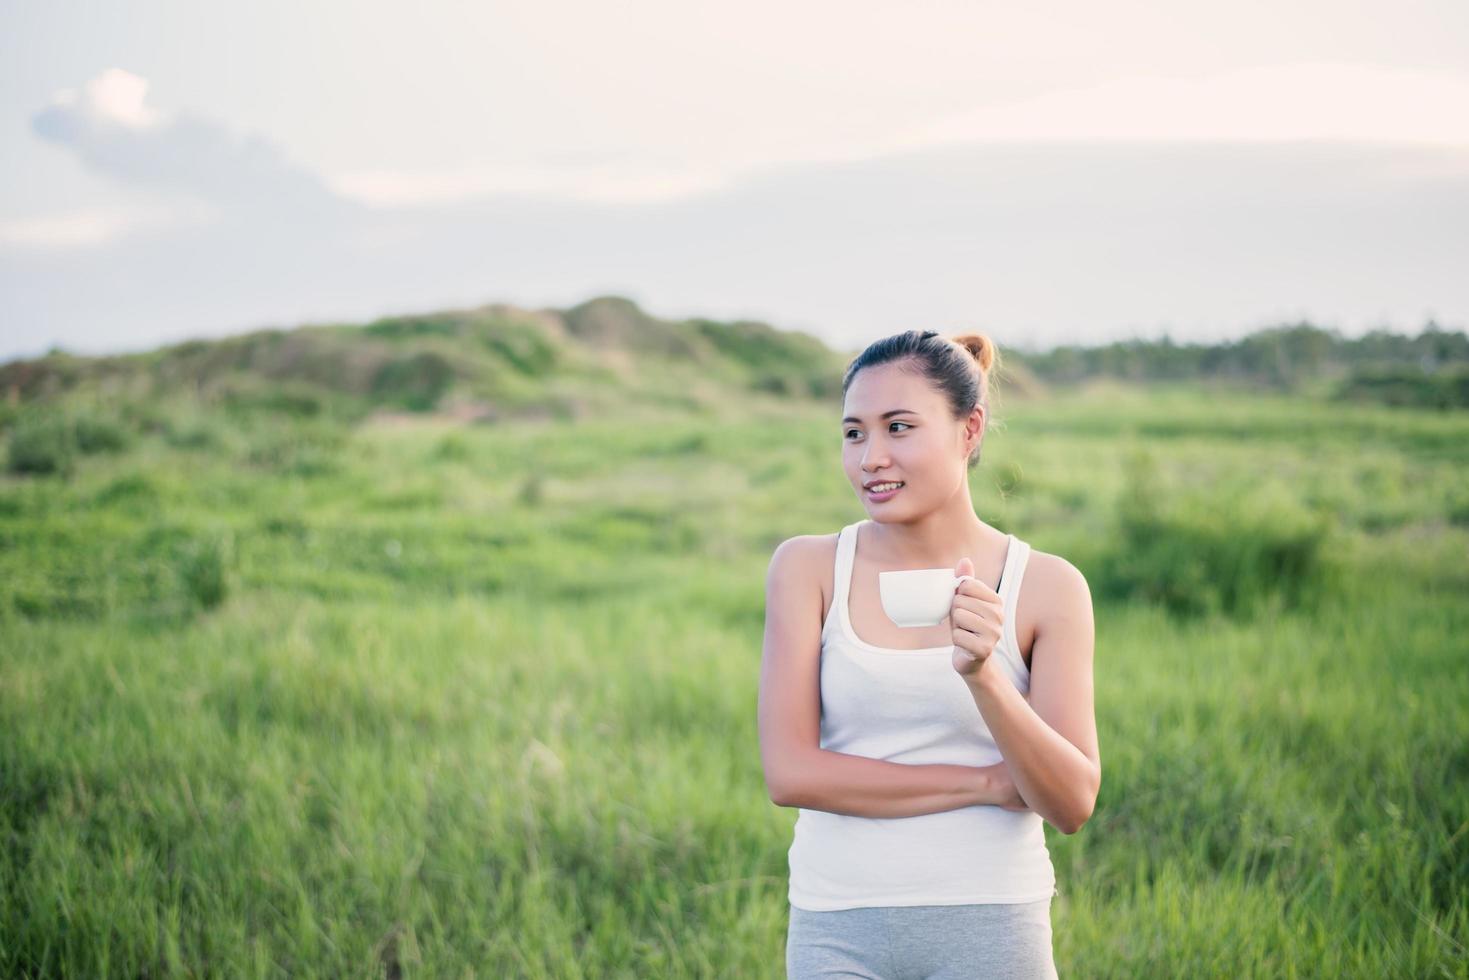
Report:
44,68,168,130
31,68,354,222
895,63,1469,149
327,62,1469,209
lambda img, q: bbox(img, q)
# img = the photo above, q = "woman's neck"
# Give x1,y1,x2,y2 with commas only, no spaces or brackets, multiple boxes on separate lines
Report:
865,499,1000,569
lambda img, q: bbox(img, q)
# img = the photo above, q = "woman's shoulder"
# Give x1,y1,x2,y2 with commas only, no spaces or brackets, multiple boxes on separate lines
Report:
768,530,841,582
768,528,843,566
1021,547,1089,593
1017,546,1093,624
767,530,843,619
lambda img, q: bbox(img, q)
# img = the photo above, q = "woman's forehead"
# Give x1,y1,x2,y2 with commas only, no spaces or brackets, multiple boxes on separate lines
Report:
843,365,939,416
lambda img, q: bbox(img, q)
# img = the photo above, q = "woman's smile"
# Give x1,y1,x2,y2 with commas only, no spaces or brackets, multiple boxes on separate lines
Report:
866,481,905,501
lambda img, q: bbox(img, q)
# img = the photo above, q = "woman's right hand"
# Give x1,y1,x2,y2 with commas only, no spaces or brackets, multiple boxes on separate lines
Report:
985,762,1031,812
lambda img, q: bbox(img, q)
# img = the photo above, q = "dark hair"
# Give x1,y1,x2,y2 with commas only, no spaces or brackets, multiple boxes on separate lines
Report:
841,329,1001,468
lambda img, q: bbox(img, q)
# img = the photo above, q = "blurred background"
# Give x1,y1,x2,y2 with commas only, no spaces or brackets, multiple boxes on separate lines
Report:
1,2,1466,977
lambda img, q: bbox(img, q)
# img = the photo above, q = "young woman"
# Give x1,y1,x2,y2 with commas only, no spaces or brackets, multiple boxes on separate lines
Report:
758,329,1100,979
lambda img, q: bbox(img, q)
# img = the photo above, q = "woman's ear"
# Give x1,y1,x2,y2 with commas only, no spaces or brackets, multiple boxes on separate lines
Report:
965,406,985,457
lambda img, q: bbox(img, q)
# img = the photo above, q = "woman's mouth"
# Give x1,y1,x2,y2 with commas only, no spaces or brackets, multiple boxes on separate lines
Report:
866,481,904,502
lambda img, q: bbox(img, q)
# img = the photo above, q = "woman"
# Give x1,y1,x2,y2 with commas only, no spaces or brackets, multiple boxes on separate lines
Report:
758,329,1100,979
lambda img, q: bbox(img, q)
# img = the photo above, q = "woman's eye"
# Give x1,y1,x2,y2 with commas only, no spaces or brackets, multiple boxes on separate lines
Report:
844,422,910,440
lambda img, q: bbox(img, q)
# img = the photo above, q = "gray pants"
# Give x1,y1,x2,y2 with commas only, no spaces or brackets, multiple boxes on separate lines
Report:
786,899,1058,980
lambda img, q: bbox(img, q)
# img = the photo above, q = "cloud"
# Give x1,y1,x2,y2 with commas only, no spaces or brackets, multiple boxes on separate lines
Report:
895,63,1469,149
31,68,355,223
332,63,1469,211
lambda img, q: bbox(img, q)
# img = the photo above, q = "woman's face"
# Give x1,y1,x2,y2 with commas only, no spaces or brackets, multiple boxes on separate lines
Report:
841,361,977,517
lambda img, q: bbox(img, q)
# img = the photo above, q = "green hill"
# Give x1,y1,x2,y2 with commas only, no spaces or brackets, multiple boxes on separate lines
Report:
3,299,1465,482
0,294,846,424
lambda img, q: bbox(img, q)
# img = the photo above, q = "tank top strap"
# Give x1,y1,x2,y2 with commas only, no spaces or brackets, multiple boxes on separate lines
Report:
832,521,860,612
996,533,1025,607
994,533,1033,678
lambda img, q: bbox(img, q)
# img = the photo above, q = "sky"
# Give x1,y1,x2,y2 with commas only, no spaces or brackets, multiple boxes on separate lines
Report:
2,0,1468,361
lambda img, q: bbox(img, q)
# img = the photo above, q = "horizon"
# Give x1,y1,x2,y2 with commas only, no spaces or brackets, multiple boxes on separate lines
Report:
4,292,1460,371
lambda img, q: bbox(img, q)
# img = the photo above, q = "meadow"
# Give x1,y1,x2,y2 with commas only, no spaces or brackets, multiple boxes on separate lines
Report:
2,377,1467,977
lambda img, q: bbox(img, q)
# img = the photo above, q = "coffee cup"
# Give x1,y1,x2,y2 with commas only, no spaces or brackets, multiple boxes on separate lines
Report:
878,569,976,628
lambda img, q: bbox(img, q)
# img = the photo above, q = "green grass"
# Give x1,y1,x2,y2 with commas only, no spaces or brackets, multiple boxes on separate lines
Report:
1,384,1466,977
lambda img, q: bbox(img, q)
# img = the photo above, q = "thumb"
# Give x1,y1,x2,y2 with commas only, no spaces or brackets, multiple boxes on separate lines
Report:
955,556,974,578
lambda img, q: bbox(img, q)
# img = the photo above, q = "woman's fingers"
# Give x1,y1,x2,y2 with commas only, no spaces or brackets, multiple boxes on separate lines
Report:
956,575,1002,602
953,606,1003,640
951,595,1005,629
951,606,1003,662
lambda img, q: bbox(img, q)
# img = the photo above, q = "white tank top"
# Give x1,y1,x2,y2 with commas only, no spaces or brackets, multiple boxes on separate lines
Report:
786,519,1057,911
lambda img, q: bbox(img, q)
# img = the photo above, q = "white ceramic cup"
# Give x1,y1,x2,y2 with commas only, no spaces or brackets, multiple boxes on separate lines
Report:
878,568,976,627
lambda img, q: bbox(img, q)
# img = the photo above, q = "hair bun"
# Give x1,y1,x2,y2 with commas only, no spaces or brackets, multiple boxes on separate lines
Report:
948,332,996,374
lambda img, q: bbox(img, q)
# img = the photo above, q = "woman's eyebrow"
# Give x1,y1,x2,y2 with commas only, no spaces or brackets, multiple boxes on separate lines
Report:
841,409,916,424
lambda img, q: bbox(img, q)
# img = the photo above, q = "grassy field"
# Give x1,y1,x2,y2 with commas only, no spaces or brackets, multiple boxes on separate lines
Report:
2,381,1466,977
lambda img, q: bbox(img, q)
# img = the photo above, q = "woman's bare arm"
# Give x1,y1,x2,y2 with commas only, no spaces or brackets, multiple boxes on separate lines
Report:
758,536,1025,817
769,751,1021,817
963,555,1100,834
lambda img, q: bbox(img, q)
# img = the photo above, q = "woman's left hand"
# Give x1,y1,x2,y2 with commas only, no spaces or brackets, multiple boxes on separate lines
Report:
949,556,1005,680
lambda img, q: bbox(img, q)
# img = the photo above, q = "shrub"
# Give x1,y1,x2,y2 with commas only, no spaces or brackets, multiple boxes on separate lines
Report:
6,410,77,476
165,420,224,450
372,352,454,411
178,535,229,610
1096,450,1342,618
1332,365,1469,410
72,412,132,453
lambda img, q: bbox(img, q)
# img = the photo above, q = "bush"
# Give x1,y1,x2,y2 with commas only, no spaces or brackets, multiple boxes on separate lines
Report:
1096,450,1343,619
164,420,224,450
178,535,229,610
1332,365,1469,410
6,411,77,476
4,407,135,476
221,383,325,418
372,352,454,411
72,412,132,453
